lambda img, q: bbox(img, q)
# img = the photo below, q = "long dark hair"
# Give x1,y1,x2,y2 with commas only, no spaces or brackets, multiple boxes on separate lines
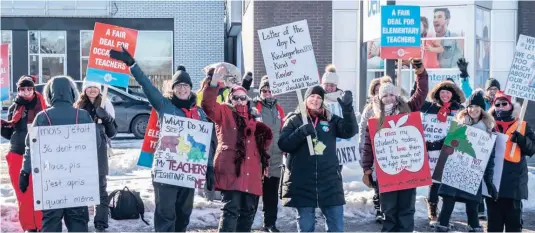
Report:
74,92,102,110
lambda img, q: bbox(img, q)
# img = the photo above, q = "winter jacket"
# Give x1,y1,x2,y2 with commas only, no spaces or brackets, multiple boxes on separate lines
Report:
361,70,429,172
129,64,216,173
22,76,101,174
201,84,273,196
278,107,358,208
1,93,47,155
490,102,535,200
77,98,117,175
437,109,496,203
253,97,284,178
421,80,466,116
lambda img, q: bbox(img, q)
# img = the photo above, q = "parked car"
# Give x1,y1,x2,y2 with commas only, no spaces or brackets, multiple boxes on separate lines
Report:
35,81,152,139
116,85,148,100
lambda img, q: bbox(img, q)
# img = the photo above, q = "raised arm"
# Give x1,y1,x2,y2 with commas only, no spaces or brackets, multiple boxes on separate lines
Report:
407,59,429,111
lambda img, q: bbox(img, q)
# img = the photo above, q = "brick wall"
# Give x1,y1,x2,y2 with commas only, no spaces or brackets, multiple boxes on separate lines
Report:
252,1,332,113
517,1,535,125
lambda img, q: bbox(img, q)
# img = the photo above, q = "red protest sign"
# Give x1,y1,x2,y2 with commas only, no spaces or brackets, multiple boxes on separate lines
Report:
1,44,9,89
368,112,432,193
137,109,160,167
87,22,138,75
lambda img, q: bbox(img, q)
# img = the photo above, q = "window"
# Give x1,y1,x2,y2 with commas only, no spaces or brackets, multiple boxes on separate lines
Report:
1,30,13,94
28,31,67,83
80,30,93,79
476,7,491,89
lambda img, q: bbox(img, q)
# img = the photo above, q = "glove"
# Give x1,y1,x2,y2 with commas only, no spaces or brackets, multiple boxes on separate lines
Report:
95,107,112,123
486,182,498,201
337,91,354,111
205,166,215,191
457,58,469,79
362,169,373,188
298,123,316,137
241,72,253,91
409,58,425,75
511,131,526,146
109,46,135,66
19,171,30,193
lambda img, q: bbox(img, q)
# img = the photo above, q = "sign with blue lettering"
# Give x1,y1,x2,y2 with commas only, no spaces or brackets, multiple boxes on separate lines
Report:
380,5,421,59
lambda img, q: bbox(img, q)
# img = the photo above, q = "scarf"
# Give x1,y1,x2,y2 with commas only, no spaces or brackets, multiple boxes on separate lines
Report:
437,102,452,122
235,105,249,119
261,97,276,108
494,109,515,133
232,111,261,177
169,95,200,120
7,93,46,125
324,90,344,103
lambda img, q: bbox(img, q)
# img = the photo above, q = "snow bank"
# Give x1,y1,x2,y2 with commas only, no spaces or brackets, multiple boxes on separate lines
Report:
108,148,145,176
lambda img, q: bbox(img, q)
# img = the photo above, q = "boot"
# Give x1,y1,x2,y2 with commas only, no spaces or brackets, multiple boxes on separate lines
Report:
426,199,438,226
95,225,106,232
469,226,483,232
478,211,487,220
375,209,384,223
261,225,281,232
435,225,449,232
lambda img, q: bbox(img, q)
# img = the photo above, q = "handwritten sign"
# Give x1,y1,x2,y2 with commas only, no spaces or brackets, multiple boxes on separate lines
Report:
326,102,360,165
1,43,9,101
153,114,213,189
368,112,431,193
257,20,320,95
432,122,497,195
29,124,99,210
86,22,138,88
363,0,387,42
504,34,535,101
421,113,453,141
137,108,160,168
483,133,507,197
380,5,421,59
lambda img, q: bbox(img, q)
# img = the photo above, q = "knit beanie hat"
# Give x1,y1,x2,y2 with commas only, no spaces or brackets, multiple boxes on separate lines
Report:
304,86,325,100
468,90,486,109
378,76,399,98
82,80,102,92
259,75,270,89
493,90,512,105
485,78,500,90
17,75,35,88
321,64,338,86
171,65,192,88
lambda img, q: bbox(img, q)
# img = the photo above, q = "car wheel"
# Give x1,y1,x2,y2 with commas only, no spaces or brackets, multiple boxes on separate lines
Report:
131,115,149,139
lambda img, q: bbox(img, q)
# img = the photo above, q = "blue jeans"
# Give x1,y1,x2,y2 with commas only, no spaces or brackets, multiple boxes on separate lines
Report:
295,205,344,232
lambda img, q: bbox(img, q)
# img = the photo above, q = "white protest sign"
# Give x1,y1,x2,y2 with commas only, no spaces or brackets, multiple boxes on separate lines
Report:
257,20,320,96
504,34,535,101
30,123,99,210
153,114,213,189
483,133,507,197
435,122,497,195
421,113,453,180
326,102,360,165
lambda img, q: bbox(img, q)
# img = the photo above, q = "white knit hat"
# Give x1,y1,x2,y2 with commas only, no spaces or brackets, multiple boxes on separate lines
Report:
378,76,399,98
82,80,102,92
321,64,339,86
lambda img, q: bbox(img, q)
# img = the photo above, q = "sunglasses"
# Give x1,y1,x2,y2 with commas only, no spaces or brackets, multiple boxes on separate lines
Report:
18,87,34,92
232,95,248,101
261,89,272,94
494,102,509,107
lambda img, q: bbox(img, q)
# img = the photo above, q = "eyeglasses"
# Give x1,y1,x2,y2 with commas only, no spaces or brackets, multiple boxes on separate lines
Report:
261,89,272,94
175,83,190,89
494,102,509,107
18,87,34,92
232,95,248,101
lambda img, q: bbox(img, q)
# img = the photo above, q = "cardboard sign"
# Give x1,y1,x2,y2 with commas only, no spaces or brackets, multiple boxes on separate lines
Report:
421,113,454,141
1,43,9,101
86,22,138,88
137,108,160,168
432,122,497,195
380,5,421,59
504,34,535,101
363,0,387,42
153,114,213,189
368,112,432,193
257,20,320,96
29,123,100,210
326,102,360,165
483,133,507,197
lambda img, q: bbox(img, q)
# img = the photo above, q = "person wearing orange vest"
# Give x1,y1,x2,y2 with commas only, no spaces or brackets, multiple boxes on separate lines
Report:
487,91,535,232
253,76,285,232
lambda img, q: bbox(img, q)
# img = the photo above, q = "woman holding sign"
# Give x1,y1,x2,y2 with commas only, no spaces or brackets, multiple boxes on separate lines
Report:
74,81,117,232
278,86,357,232
361,58,429,232
200,65,273,232
1,75,45,232
487,91,535,232
109,49,216,232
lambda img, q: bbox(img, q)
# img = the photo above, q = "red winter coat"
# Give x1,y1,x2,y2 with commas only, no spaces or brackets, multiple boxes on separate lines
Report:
201,84,272,196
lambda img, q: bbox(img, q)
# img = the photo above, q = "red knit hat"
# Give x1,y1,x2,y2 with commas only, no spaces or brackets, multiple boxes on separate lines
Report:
493,90,512,105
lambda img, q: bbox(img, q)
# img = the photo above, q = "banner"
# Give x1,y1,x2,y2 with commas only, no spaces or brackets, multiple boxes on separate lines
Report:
153,114,213,189
504,34,535,101
432,122,497,195
29,123,100,210
380,5,421,60
483,133,507,197
1,43,9,101
326,102,360,165
137,109,160,168
368,112,432,193
86,22,138,88
257,20,320,95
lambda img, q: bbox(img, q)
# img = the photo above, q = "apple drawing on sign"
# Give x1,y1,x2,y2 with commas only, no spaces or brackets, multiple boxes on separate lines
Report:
373,114,425,175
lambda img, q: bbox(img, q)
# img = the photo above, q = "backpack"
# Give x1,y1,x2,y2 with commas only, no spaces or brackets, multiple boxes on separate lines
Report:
108,186,149,225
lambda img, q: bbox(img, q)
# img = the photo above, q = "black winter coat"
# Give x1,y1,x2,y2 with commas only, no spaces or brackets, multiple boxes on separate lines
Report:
278,108,357,208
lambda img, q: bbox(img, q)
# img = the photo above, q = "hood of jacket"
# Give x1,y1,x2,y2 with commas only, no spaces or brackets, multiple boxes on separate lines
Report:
428,80,466,106
488,101,521,120
368,78,381,98
455,108,495,132
43,76,80,106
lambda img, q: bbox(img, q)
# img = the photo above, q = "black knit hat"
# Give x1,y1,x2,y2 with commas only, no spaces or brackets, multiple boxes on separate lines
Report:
468,91,486,109
17,75,35,88
485,78,500,90
171,65,192,88
259,75,270,89
304,86,325,100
